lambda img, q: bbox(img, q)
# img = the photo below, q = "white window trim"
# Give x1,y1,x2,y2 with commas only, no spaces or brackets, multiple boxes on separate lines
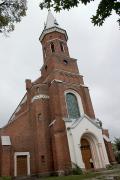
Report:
14,152,30,177
64,90,84,120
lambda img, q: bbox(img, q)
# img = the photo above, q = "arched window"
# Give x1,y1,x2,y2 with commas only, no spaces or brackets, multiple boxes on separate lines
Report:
50,42,55,53
66,92,80,119
36,87,40,94
60,42,64,52
45,65,47,71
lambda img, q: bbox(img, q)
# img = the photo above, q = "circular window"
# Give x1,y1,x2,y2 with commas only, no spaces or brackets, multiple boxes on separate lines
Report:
63,60,68,65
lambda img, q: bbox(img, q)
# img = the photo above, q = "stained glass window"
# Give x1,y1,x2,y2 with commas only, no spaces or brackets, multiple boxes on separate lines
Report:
66,93,80,119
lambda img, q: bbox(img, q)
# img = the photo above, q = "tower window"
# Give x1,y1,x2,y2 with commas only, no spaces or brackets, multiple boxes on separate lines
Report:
36,87,40,94
66,93,80,119
50,42,55,53
63,59,68,65
45,65,48,71
60,42,64,52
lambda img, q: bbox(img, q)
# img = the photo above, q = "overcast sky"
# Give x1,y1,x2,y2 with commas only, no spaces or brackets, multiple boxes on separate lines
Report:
0,0,120,141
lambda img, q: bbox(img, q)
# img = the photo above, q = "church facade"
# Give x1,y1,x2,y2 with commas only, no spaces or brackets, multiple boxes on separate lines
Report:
0,12,116,177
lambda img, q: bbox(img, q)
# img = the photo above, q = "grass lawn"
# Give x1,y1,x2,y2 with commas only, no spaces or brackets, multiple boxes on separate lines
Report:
42,172,99,180
0,165,120,180
0,172,99,180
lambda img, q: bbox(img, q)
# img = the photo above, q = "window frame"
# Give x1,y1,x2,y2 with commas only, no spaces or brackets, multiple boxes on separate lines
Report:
65,90,84,120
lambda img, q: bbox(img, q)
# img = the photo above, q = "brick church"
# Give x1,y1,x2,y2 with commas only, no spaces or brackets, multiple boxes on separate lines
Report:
0,11,116,177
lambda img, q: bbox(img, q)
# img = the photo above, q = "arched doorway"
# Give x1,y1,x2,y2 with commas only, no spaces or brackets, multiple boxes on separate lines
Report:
80,138,94,169
80,133,103,170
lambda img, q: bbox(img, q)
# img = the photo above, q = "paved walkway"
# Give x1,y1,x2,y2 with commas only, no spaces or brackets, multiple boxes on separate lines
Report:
87,166,120,180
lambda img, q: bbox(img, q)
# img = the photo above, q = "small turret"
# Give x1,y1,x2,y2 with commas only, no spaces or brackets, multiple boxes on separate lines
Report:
39,11,68,42
39,11,69,63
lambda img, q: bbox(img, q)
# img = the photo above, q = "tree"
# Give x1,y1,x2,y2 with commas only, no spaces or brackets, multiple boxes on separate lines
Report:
0,0,27,33
114,137,120,163
40,0,120,27
0,0,120,33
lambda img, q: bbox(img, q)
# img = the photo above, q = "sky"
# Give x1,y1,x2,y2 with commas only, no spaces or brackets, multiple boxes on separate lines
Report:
0,0,120,141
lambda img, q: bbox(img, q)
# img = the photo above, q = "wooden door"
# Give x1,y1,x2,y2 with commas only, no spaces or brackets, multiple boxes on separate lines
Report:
81,138,93,170
17,155,27,176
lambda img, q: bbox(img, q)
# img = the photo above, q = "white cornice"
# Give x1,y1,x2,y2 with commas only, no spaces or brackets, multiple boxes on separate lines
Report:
39,27,68,42
31,94,49,102
64,114,102,129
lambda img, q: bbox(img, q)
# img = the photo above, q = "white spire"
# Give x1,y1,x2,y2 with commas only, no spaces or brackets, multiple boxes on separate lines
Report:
45,11,60,29
39,11,68,42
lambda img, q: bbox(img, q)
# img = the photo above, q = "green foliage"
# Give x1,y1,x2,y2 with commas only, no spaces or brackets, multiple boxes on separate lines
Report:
0,177,12,180
0,0,119,33
72,166,83,175
72,164,83,175
114,137,120,163
38,172,99,180
114,151,120,163
114,138,120,151
106,164,114,170
91,0,120,27
40,0,120,27
0,0,27,33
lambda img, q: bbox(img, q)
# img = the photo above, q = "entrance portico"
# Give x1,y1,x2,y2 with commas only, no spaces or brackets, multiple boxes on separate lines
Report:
80,132,106,170
65,115,110,170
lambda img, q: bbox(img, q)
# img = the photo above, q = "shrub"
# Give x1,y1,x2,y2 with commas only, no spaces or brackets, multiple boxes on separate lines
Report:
114,137,120,163
0,177,12,180
72,164,83,175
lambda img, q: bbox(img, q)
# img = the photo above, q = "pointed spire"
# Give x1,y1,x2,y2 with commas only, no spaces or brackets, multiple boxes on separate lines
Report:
44,11,60,29
39,11,68,42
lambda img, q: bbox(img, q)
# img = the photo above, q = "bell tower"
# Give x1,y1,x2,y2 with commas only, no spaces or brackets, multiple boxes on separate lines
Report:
39,11,81,86
39,11,69,62
38,11,96,174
